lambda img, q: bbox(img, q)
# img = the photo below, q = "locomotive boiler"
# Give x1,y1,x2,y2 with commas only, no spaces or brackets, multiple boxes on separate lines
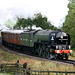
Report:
1,29,72,60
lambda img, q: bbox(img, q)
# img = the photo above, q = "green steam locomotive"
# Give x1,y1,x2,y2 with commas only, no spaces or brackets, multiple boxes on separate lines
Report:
1,29,72,59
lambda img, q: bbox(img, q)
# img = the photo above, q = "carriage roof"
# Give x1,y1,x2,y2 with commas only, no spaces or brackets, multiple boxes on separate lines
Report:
2,30,25,34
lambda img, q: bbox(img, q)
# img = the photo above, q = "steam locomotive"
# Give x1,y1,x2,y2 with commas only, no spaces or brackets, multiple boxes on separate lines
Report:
1,29,72,60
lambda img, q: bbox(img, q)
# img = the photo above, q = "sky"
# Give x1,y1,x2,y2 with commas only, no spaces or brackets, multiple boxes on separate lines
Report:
0,0,69,27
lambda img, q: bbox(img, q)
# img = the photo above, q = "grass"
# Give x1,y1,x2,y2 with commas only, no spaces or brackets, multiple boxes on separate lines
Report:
0,48,75,72
0,48,21,63
69,50,75,59
0,73,14,75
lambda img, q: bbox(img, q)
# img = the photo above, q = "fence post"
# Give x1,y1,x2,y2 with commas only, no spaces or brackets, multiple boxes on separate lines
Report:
48,70,50,75
65,71,67,75
16,60,19,68
4,64,6,72
23,63,27,69
15,60,19,74
17,60,19,63
0,64,3,72
23,63,27,75
26,68,31,75
56,72,58,75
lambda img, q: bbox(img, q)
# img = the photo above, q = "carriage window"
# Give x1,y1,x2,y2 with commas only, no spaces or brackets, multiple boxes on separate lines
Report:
50,33,55,40
19,35,21,40
17,35,21,40
51,33,55,36
13,34,16,39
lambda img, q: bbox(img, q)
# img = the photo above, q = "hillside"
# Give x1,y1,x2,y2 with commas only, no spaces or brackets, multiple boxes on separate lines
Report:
0,47,75,71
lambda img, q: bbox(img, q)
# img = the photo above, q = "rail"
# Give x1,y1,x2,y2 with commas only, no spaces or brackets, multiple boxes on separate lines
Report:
0,60,75,75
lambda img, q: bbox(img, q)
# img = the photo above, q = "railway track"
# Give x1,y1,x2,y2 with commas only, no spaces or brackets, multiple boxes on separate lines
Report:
0,38,75,66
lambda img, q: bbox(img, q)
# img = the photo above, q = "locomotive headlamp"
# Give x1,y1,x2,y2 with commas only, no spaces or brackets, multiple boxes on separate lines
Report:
56,45,58,49
63,48,64,50
70,50,72,53
57,50,60,53
69,45,71,49
61,35,63,39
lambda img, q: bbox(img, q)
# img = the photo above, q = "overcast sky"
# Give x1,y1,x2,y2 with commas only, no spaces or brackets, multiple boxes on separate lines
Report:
0,0,69,27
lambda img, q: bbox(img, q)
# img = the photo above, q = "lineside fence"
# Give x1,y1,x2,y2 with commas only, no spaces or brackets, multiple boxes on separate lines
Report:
0,60,75,75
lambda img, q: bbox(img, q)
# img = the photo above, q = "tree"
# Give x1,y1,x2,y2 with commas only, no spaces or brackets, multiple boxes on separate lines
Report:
14,13,57,30
62,0,75,49
33,13,55,30
14,17,26,29
5,19,16,29
26,17,33,30
14,17,33,30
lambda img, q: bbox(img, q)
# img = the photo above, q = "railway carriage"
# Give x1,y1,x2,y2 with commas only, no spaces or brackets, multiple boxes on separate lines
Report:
1,30,24,48
1,29,72,60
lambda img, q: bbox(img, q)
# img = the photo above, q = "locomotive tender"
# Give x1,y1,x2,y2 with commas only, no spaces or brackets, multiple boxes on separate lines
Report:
1,29,72,59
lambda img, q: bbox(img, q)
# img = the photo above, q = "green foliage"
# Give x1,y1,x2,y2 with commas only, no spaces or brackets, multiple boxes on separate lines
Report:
14,17,25,29
33,13,56,30
14,13,57,30
26,17,33,30
62,0,75,49
14,17,33,30
5,19,16,29
0,73,14,75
